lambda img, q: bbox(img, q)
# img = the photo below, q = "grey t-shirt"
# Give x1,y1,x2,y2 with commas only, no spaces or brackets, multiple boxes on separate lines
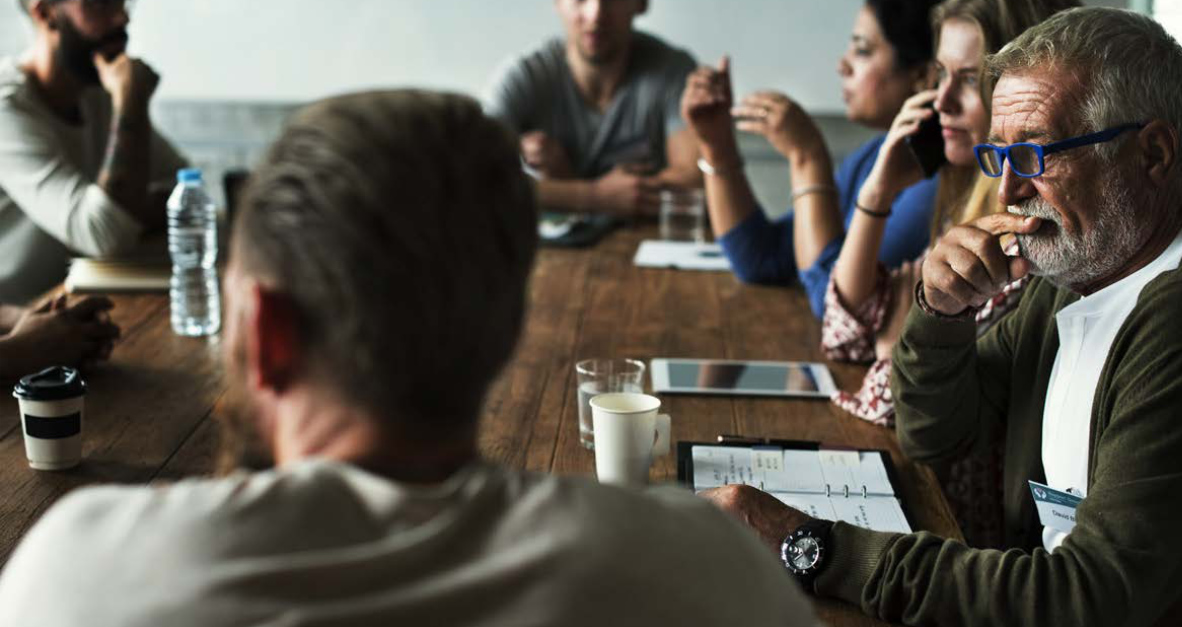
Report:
0,459,818,627
485,32,696,178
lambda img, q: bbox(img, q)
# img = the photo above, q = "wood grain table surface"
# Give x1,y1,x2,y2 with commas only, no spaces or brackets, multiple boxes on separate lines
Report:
0,225,961,626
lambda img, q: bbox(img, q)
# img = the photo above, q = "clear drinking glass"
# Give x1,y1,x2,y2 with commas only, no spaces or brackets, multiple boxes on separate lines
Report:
659,188,706,242
575,358,646,449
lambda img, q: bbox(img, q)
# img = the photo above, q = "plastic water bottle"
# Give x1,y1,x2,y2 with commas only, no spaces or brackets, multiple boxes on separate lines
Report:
167,168,221,336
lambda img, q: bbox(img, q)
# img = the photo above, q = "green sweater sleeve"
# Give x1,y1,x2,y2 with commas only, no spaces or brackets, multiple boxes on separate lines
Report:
816,276,1182,626
888,283,1026,464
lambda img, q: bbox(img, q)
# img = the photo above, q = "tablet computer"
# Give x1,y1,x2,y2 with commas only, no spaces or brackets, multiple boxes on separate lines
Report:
650,358,836,398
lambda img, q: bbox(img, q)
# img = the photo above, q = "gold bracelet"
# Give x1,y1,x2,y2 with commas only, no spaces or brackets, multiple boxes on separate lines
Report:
791,184,837,202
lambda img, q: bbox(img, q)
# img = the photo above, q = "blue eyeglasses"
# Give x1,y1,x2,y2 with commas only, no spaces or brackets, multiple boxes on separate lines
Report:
974,122,1146,178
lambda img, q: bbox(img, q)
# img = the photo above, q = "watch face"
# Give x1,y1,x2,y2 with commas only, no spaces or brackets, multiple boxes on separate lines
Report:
788,536,820,570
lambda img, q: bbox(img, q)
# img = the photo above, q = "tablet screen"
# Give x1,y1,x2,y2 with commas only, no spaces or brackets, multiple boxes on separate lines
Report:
666,362,819,393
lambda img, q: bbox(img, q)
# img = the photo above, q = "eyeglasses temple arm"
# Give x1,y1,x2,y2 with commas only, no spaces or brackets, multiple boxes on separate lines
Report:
1042,123,1147,156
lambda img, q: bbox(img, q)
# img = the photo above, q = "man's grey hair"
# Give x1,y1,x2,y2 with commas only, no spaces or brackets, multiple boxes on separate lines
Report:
234,90,538,436
986,7,1182,163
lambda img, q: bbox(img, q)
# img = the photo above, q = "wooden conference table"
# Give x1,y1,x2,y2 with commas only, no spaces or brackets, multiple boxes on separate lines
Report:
0,226,960,626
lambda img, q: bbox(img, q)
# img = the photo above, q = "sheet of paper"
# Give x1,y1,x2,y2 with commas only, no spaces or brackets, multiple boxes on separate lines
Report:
829,496,912,533
767,493,911,534
777,450,827,493
692,446,755,488
693,446,895,495
633,240,731,271
692,446,824,492
752,446,783,472
772,492,839,521
818,449,895,496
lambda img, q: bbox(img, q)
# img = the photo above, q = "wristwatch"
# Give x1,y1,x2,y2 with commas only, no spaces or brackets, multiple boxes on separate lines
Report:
780,519,835,590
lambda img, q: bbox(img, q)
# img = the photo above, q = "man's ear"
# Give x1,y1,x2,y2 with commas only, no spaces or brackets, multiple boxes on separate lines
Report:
1137,119,1178,190
247,285,303,394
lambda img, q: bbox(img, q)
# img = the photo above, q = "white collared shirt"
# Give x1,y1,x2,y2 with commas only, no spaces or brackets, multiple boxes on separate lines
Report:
1041,230,1182,551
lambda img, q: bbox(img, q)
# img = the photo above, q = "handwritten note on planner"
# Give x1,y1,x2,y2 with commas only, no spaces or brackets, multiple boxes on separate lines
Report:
691,445,911,533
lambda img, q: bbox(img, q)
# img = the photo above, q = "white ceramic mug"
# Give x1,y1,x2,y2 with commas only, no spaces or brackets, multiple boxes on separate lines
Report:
590,393,671,486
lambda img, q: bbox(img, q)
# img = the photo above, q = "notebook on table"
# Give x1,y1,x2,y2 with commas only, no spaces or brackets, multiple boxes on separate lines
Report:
65,235,171,294
65,259,170,294
678,440,913,533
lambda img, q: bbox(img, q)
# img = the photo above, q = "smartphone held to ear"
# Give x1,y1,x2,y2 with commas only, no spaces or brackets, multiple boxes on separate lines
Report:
905,107,947,179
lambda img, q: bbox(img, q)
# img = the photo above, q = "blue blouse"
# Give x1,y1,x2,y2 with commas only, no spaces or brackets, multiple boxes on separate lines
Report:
718,135,938,318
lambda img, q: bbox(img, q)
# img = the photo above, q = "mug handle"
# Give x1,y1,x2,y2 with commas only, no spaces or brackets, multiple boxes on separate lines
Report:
652,414,671,457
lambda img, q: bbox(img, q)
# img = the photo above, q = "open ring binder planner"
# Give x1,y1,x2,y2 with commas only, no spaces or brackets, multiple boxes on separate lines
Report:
677,440,913,534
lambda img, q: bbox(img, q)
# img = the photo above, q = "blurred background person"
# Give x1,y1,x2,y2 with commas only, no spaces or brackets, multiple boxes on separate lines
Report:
0,0,187,304
486,0,700,219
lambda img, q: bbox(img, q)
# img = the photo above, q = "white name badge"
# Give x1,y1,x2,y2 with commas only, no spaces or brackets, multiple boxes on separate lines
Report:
1028,480,1083,534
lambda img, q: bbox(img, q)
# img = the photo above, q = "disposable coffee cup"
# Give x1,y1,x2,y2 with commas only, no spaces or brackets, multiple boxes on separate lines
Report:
591,393,671,486
12,366,86,471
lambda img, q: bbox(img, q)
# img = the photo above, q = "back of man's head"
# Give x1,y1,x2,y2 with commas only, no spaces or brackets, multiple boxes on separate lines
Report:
988,7,1182,169
232,90,538,436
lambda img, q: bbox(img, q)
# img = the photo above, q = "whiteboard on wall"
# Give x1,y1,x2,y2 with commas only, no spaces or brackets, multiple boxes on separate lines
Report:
0,0,866,113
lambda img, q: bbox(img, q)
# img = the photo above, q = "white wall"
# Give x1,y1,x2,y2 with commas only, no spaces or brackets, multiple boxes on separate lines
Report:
0,0,1133,113
0,0,874,113
1158,0,1182,38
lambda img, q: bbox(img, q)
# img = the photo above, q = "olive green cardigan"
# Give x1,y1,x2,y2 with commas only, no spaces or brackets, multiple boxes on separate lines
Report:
813,273,1182,626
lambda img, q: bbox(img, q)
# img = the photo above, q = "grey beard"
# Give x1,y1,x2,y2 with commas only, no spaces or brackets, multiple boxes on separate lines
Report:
1006,178,1147,289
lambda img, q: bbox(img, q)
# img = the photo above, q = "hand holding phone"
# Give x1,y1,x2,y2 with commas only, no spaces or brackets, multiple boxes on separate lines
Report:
905,105,947,179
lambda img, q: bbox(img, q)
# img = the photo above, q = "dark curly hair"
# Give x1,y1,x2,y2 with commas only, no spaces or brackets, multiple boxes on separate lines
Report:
866,0,943,69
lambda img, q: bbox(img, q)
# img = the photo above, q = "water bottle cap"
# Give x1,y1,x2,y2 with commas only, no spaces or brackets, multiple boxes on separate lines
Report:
177,168,203,184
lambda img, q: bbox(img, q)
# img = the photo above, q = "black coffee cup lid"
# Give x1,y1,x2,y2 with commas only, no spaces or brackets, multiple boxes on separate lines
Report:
12,366,86,401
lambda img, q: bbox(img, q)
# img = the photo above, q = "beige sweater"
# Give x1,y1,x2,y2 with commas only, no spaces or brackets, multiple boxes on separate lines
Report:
0,459,819,626
0,57,186,304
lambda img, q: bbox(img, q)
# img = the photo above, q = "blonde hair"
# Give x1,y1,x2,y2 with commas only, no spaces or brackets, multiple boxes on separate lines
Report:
929,0,1080,237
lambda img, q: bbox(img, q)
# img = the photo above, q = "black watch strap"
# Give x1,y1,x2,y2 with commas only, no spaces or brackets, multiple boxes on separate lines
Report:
780,519,835,591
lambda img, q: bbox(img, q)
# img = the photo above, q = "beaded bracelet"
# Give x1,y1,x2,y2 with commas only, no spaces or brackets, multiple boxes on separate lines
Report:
914,280,977,321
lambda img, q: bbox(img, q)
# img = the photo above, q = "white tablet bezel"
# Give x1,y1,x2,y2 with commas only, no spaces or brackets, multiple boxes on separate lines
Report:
650,358,837,398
